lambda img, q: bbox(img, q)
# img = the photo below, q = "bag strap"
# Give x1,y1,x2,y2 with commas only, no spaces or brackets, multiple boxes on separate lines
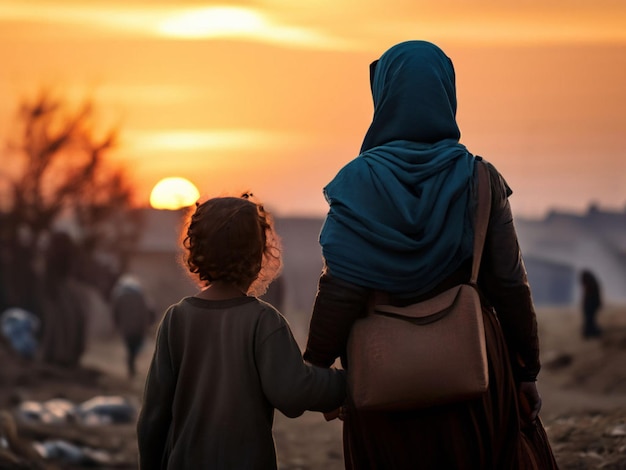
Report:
470,160,492,285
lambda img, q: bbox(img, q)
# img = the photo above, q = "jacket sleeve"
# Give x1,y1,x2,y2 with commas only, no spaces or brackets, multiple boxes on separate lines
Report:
478,161,541,382
136,310,176,469
304,267,370,368
255,310,347,418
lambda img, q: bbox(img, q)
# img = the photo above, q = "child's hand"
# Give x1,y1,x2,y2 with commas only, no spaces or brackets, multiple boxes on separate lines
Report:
323,405,346,421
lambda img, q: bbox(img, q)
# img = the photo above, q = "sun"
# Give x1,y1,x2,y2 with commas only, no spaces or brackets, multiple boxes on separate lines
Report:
150,177,200,210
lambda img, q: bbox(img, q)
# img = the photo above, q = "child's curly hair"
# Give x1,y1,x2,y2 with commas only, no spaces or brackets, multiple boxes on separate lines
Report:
182,193,282,297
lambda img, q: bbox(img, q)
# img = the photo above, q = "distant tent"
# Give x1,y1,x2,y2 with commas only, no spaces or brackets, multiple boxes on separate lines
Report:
524,256,575,306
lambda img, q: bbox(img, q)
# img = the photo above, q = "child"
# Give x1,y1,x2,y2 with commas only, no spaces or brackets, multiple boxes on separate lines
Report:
136,194,346,469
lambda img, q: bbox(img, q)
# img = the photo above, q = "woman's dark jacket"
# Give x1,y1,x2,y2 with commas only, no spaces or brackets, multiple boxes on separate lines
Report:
304,160,540,384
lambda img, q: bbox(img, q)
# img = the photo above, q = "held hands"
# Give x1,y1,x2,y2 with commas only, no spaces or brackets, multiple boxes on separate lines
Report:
323,405,347,422
518,381,542,427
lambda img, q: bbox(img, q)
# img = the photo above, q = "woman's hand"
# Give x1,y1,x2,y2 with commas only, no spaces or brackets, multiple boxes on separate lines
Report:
518,381,542,427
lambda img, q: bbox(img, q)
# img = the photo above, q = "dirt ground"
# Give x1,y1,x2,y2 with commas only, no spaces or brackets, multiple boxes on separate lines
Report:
1,305,625,469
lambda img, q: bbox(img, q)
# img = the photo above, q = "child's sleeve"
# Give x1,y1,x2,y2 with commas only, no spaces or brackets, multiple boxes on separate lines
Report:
136,310,176,469
255,310,346,418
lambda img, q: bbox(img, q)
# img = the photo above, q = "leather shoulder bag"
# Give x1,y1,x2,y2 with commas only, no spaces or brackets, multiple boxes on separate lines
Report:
346,160,492,411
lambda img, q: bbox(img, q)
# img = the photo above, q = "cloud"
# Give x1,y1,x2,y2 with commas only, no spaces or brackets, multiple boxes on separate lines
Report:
0,3,164,34
0,2,357,50
156,6,355,49
123,129,309,154
370,11,626,45
1,1,624,49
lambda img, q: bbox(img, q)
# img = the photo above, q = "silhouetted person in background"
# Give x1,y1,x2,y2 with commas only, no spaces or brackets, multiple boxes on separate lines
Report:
111,275,155,378
580,269,602,339
39,232,88,367
0,242,9,314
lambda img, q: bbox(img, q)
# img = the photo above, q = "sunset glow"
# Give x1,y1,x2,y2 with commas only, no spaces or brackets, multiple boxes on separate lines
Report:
125,129,305,153
158,7,266,39
155,6,352,49
1,2,625,45
0,1,625,217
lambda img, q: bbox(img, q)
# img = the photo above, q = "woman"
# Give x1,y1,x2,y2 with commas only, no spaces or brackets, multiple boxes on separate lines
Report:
39,231,88,368
304,41,558,469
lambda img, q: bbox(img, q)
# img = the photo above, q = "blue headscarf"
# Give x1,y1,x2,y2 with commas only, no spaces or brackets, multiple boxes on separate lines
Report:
319,40,477,294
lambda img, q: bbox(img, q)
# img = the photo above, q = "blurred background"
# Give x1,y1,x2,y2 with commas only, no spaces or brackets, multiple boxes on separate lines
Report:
1,0,625,319
0,1,625,469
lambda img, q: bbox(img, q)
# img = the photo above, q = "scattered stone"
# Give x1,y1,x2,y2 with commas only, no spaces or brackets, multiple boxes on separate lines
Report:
606,424,626,437
543,351,574,370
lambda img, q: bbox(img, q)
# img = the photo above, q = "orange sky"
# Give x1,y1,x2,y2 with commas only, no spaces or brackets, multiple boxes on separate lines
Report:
0,1,625,218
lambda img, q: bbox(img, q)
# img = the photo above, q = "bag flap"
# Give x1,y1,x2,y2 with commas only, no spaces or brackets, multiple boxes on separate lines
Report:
373,284,469,319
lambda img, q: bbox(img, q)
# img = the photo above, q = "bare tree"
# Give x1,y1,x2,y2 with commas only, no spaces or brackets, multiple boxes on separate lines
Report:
0,89,143,310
